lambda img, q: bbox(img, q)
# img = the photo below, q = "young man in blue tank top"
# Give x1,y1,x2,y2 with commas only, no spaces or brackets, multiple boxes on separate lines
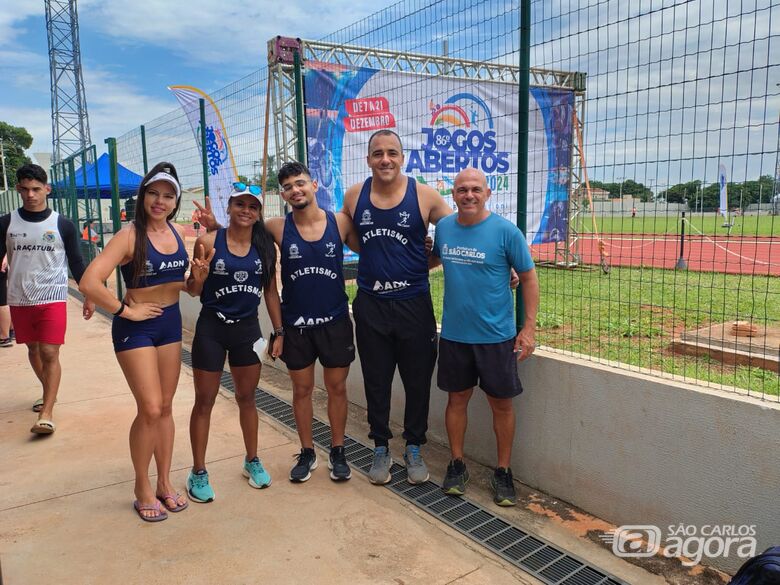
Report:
342,130,453,485
431,168,539,507
266,162,361,483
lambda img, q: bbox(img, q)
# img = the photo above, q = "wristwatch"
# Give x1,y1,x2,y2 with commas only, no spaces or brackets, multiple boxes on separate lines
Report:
273,326,285,337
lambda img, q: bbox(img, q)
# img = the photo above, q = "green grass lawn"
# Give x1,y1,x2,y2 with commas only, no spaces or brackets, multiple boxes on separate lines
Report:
347,265,780,397
581,213,780,237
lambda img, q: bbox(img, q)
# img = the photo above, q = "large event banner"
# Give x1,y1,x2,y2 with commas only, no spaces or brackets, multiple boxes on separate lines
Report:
169,85,238,227
303,62,574,244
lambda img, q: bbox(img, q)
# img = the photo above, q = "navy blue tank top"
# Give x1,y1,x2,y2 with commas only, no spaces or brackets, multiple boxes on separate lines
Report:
354,177,429,299
200,228,263,320
121,222,188,288
280,211,348,328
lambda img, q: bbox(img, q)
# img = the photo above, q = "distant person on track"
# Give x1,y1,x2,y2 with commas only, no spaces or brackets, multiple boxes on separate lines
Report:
0,164,95,435
0,255,12,347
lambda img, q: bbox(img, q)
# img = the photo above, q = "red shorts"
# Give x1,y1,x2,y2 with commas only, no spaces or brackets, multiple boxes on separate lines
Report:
10,302,67,345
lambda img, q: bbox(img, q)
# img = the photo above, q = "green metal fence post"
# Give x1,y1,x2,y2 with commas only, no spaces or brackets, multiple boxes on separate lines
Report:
67,157,78,225
515,0,531,331
105,137,124,300
140,125,149,174
91,145,106,250
199,99,210,199
293,49,307,164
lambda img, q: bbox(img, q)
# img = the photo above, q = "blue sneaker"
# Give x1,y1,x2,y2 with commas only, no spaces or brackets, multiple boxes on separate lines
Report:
187,469,215,503
368,446,392,485
404,444,429,484
243,457,272,489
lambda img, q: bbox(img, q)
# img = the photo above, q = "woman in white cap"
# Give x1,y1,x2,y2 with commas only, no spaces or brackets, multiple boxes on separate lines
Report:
80,162,211,522
184,181,283,504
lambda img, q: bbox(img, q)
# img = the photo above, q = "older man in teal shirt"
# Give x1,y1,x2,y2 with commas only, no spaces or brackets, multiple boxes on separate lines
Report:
431,168,539,507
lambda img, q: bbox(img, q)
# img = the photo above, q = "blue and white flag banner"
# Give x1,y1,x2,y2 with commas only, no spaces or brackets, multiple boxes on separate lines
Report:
718,163,729,220
303,61,575,245
169,85,238,227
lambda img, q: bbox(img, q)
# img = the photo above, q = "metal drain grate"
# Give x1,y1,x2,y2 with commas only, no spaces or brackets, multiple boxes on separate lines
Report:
64,287,630,585
179,346,629,585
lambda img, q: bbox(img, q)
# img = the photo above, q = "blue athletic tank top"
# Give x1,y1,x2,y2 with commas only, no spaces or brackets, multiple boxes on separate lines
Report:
200,228,263,321
121,222,188,288
280,210,348,328
354,177,429,299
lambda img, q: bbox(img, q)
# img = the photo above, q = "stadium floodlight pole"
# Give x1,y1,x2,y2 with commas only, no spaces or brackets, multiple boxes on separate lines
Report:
199,99,210,198
516,0,531,331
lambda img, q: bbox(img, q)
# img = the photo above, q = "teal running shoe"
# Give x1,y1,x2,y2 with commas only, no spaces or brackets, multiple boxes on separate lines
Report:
243,457,272,489
187,469,215,503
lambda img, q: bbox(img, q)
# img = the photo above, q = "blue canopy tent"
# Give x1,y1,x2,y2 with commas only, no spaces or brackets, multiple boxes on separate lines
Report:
52,153,143,199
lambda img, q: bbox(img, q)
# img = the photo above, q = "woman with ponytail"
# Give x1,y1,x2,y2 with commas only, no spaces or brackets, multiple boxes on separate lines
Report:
80,162,210,522
184,182,283,503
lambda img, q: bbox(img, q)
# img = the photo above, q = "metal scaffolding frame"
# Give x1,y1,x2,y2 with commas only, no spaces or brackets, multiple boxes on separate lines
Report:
268,37,586,264
45,0,91,164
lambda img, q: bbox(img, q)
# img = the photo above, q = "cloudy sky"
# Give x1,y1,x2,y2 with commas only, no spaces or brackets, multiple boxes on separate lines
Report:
2,0,777,188
0,0,390,155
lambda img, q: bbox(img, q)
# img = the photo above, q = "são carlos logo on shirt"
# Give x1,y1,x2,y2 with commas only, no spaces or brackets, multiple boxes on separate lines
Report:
288,243,301,259
144,260,155,275
213,258,228,275
360,209,373,226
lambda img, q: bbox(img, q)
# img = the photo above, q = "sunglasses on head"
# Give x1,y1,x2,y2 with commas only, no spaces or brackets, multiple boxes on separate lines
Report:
232,181,262,196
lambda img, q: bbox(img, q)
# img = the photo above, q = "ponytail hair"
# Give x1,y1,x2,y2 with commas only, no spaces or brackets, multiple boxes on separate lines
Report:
251,215,276,290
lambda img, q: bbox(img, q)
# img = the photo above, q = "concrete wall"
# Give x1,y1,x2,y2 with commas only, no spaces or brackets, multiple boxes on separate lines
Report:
180,294,780,573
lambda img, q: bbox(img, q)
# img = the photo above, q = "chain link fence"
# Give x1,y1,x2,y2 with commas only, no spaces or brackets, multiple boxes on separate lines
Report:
6,0,775,398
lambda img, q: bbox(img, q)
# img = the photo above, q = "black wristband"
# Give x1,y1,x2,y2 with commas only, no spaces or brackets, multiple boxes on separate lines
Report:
113,300,126,316
273,326,285,337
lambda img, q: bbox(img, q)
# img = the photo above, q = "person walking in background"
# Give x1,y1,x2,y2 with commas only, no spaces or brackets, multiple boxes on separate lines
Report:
431,168,539,507
0,164,95,433
79,162,206,522
184,182,283,503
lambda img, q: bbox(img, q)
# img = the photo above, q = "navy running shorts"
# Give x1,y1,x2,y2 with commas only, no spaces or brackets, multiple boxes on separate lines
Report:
191,308,262,372
280,316,355,371
112,303,182,353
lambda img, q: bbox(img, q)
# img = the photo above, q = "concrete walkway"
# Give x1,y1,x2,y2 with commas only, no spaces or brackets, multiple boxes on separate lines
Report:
0,298,539,585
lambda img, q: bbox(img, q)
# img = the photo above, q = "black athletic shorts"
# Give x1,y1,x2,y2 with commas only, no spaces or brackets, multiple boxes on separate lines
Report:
280,316,355,371
0,270,6,306
437,338,523,399
191,308,262,372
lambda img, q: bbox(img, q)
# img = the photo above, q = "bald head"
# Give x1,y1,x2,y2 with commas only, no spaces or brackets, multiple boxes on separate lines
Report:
452,168,492,224
454,168,488,189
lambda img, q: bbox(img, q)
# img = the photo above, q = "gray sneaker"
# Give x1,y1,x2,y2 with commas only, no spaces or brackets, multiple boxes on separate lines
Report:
368,446,392,484
403,444,430,484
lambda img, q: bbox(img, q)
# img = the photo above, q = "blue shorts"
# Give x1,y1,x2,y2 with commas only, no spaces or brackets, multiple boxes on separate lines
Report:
112,303,182,353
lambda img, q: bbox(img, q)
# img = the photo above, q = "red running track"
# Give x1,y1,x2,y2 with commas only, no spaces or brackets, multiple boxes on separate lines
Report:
534,234,780,276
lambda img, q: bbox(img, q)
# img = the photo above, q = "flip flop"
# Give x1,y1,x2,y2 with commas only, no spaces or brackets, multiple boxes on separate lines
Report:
30,419,56,435
157,492,188,512
133,500,168,522
32,398,56,413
